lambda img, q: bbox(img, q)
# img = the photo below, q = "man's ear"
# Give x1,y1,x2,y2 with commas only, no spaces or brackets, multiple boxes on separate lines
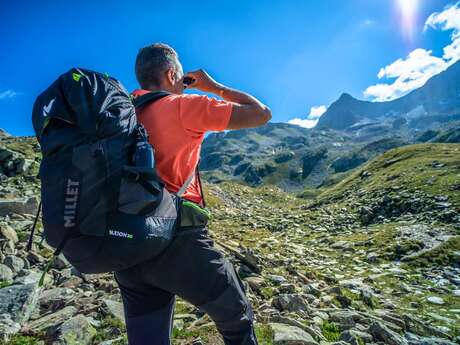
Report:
166,68,176,85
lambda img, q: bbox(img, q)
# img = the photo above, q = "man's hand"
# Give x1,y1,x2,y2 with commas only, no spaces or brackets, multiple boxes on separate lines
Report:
183,69,222,93
185,68,271,130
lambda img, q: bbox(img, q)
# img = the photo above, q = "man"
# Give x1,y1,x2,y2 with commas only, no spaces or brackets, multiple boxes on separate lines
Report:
114,43,271,345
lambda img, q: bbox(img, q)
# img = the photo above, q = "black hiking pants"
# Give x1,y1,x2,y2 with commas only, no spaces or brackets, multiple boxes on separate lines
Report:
114,226,258,345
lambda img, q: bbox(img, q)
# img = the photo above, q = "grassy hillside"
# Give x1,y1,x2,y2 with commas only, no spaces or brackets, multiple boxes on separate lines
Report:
318,143,460,207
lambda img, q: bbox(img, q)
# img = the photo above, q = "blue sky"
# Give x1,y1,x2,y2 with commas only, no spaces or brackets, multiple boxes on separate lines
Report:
0,0,456,136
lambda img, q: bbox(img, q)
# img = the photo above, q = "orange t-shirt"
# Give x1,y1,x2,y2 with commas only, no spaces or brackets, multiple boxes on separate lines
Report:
132,89,233,206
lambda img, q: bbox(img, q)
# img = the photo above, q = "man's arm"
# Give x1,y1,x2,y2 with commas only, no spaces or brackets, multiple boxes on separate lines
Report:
184,69,272,130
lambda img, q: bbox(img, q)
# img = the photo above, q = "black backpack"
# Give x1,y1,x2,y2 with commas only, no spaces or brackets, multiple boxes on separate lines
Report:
30,68,191,284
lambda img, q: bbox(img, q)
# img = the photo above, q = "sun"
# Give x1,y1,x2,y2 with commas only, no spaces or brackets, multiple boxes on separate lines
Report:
396,0,419,42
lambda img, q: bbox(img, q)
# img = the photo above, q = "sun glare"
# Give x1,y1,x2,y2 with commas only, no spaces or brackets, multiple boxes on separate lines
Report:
396,0,419,42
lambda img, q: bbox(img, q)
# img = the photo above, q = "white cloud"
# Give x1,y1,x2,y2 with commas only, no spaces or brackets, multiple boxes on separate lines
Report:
309,105,327,119
425,1,460,62
364,2,460,102
364,49,447,101
0,89,20,100
288,105,327,128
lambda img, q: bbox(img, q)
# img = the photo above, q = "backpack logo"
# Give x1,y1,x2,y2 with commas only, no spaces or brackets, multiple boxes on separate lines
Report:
109,230,134,239
42,98,55,117
73,73,82,82
64,178,79,228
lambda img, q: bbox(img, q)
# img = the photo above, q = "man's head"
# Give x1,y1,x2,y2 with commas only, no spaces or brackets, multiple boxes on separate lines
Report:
135,43,184,94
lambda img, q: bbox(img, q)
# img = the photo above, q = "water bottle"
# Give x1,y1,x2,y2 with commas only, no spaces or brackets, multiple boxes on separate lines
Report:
133,140,155,168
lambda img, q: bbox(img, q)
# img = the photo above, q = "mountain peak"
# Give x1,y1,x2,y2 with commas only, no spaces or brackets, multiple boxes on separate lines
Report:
338,92,354,101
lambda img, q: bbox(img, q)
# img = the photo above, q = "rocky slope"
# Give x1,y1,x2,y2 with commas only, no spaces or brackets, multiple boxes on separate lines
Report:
0,131,459,344
200,123,355,191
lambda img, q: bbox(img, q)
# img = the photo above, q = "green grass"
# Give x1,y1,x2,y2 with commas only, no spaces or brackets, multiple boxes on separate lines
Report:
255,324,274,345
0,281,12,289
171,324,218,343
403,236,460,266
317,143,460,206
92,317,126,344
321,321,341,342
0,335,44,345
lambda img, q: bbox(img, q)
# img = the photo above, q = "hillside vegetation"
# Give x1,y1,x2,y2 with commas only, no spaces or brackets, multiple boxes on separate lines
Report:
0,134,459,344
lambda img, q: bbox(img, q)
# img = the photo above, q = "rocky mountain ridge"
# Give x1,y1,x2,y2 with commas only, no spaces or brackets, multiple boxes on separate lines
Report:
199,61,460,191
317,60,460,131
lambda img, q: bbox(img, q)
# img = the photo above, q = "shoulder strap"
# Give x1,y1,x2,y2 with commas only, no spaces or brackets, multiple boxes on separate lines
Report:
176,168,195,198
176,159,206,208
132,91,171,108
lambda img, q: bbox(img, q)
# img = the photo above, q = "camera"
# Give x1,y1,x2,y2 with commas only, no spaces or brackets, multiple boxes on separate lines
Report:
183,76,195,86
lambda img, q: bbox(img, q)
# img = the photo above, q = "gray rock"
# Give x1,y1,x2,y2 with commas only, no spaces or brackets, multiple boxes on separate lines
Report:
331,241,351,250
51,314,97,345
370,321,408,345
0,282,40,323
267,274,287,285
102,298,125,323
15,158,33,174
3,255,24,273
270,322,318,345
427,296,444,305
50,254,70,270
406,334,458,345
27,306,78,333
340,329,373,344
0,223,18,243
245,276,265,292
39,287,76,312
272,294,309,313
0,148,15,162
0,263,13,282
14,270,51,285
279,283,296,294
99,337,125,345
330,311,360,331
0,197,38,216
0,313,21,342
366,252,380,264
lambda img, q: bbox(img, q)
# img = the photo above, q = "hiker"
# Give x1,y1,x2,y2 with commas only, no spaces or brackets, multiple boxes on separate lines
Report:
113,43,271,345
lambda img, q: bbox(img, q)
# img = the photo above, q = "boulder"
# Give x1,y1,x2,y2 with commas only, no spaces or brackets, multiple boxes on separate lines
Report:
272,294,310,313
27,306,78,333
0,197,38,216
38,287,76,312
0,223,18,243
0,313,21,342
369,321,408,345
340,329,373,344
245,276,265,292
270,322,318,345
330,311,360,331
0,282,40,323
427,296,444,305
3,255,25,273
0,263,14,283
51,314,97,345
102,298,125,323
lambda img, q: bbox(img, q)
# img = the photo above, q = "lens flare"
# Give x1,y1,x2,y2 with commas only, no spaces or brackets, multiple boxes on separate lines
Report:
395,0,419,43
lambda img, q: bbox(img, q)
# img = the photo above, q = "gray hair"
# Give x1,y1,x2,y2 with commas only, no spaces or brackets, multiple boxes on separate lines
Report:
135,43,180,89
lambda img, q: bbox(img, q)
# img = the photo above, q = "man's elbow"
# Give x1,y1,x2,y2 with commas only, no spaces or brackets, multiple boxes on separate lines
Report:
259,106,272,125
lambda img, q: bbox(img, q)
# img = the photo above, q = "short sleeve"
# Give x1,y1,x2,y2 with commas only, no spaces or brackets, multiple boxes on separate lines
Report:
178,94,232,136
